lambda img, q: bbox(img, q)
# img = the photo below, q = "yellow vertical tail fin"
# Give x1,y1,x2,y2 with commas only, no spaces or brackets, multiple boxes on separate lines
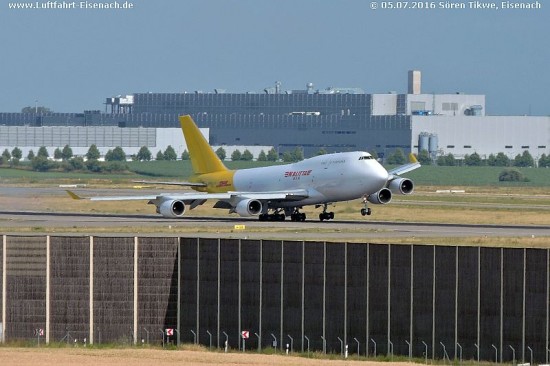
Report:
179,115,228,174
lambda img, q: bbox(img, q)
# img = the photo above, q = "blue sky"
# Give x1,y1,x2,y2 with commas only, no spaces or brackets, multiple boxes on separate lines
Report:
1,0,548,115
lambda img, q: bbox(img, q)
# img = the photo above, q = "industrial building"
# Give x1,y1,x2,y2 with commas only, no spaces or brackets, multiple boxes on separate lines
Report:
0,70,548,161
1,235,549,363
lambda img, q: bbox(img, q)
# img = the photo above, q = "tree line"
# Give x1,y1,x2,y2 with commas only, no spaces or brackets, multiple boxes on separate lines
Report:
392,148,550,168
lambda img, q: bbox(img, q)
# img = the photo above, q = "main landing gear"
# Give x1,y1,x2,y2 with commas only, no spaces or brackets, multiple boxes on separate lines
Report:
290,209,306,222
258,208,306,222
318,204,335,222
259,212,285,221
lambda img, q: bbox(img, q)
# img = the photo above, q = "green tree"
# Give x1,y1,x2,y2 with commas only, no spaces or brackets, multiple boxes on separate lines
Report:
38,146,51,159
487,154,497,166
538,153,550,168
21,106,52,114
2,149,11,161
464,152,482,166
61,145,73,161
417,149,432,165
386,148,406,165
163,145,177,161
31,156,54,171
136,146,152,161
317,148,327,155
514,150,535,167
105,146,126,162
181,150,190,160
291,147,304,162
437,153,456,166
494,152,510,167
257,150,267,161
27,150,35,161
156,150,165,160
85,159,102,172
231,149,242,161
241,149,253,161
86,144,100,161
54,148,63,160
499,169,528,182
282,151,294,162
266,147,278,162
11,147,22,160
68,156,85,171
215,147,226,160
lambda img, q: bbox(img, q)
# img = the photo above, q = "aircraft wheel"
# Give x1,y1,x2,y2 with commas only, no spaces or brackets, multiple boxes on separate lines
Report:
361,208,367,216
367,208,372,215
329,212,334,220
319,213,324,222
300,213,306,222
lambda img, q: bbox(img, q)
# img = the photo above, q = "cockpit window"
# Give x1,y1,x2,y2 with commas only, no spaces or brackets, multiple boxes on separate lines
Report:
359,156,373,160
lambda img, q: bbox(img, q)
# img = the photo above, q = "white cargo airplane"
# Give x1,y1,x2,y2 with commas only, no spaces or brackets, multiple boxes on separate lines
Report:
67,115,420,222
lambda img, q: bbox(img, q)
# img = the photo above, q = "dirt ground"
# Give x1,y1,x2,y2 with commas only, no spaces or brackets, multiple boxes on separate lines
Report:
0,347,415,366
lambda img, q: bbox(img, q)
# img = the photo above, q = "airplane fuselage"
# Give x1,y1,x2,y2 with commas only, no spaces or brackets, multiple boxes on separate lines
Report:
195,151,389,206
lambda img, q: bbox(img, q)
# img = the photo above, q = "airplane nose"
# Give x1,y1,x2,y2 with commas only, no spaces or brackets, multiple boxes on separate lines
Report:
368,163,389,190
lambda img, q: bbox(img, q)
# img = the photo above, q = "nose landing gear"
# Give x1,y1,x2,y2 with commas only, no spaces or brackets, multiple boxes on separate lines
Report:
361,196,372,216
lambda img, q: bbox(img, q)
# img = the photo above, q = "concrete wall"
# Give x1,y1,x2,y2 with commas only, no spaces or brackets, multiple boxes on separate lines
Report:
1,235,549,363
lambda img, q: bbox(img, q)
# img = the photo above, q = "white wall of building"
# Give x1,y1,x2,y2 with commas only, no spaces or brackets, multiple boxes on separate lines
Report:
411,115,550,160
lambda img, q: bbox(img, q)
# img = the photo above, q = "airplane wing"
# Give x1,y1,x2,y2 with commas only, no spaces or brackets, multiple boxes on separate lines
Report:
132,180,207,187
66,189,309,202
388,153,421,177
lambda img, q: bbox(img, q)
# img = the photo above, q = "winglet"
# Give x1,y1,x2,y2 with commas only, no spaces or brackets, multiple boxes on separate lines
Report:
66,190,83,200
409,153,419,164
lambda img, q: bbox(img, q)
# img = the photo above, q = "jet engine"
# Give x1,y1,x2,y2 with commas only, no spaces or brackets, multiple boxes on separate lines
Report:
367,188,392,205
387,178,414,195
235,199,263,217
158,199,186,218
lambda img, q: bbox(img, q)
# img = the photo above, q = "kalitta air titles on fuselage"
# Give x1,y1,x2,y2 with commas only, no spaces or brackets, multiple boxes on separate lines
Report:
284,170,312,179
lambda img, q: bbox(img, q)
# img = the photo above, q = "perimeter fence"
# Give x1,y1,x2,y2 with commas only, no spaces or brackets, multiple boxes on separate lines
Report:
0,235,549,363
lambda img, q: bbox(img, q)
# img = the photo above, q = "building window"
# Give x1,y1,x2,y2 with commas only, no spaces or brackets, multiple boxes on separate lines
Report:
538,145,547,148
464,145,472,148
411,101,426,111
505,145,513,149
442,102,458,111
521,146,529,149
447,145,455,148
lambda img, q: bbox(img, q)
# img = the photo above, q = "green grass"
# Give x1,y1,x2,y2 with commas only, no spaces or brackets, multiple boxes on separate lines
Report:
2,162,550,187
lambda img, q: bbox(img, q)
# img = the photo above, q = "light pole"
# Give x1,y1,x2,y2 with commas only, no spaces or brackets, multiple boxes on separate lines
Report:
371,338,377,357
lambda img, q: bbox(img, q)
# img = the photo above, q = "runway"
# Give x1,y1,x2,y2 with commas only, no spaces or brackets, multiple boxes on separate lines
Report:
0,186,549,241
0,210,548,241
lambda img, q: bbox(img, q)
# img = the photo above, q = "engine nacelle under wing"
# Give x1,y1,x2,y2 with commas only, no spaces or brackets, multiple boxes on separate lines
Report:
388,177,414,195
234,199,263,217
367,188,392,205
158,199,186,218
